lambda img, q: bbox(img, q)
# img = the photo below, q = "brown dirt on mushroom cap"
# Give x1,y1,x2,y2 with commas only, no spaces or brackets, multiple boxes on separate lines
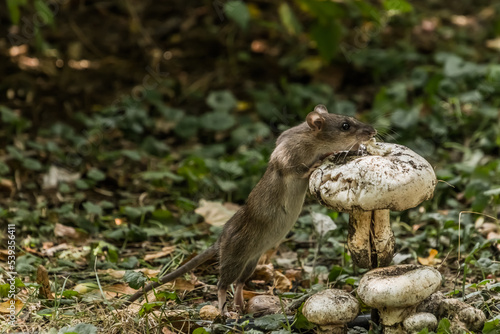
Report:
309,143,437,212
368,264,421,277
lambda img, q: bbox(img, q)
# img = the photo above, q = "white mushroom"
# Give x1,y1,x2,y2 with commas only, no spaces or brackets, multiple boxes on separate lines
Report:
403,312,438,333
245,295,281,316
302,289,360,334
357,264,442,334
417,291,486,332
309,141,437,268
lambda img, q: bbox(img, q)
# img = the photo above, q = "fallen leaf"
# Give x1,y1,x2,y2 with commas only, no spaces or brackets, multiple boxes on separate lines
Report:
486,38,500,50
274,271,292,292
165,278,196,292
104,283,137,295
0,299,24,314
54,223,87,240
37,265,54,299
487,231,500,251
42,165,81,189
418,249,441,266
194,199,239,226
251,263,274,282
144,246,175,262
284,269,302,283
42,243,69,257
242,290,263,300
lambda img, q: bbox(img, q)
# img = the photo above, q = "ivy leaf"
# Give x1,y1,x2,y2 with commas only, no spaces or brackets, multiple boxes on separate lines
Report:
82,202,103,216
123,270,147,289
22,158,43,171
87,168,106,181
206,90,237,112
201,111,236,131
224,1,250,30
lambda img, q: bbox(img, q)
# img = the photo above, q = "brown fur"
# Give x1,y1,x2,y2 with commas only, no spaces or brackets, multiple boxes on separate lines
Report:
124,105,376,312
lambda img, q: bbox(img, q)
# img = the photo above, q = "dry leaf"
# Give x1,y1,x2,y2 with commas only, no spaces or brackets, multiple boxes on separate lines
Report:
274,271,292,292
42,165,81,189
284,269,302,283
487,231,500,251
194,199,239,226
144,246,175,262
42,243,69,257
165,278,196,292
486,38,500,50
54,223,87,240
37,265,54,299
251,264,274,282
104,283,137,296
418,249,442,266
0,299,23,314
242,290,262,300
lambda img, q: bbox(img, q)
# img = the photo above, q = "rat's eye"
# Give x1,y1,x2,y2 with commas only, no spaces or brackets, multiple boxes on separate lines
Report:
341,122,350,131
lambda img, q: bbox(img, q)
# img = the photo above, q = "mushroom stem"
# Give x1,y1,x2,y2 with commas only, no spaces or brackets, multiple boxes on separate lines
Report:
372,209,395,267
348,208,372,268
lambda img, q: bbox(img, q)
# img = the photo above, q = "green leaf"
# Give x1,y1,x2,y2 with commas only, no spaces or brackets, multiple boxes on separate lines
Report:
382,0,413,13
140,170,184,182
121,150,142,161
193,328,211,334
224,1,250,30
123,206,142,220
482,318,500,334
206,90,237,112
254,314,287,331
0,162,10,175
82,202,103,216
201,111,236,131
6,0,24,25
279,3,302,35
34,0,55,25
310,21,341,62
123,270,147,289
436,317,451,333
87,168,106,181
22,158,43,171
174,115,199,138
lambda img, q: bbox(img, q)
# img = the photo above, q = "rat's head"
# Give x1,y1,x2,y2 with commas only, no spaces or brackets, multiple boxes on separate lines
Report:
306,105,376,152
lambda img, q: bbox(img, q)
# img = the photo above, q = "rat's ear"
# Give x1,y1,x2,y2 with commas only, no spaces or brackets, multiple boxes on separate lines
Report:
314,104,328,114
306,112,325,131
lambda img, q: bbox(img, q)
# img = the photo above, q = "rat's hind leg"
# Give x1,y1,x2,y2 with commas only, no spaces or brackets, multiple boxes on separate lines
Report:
234,257,259,312
217,256,247,313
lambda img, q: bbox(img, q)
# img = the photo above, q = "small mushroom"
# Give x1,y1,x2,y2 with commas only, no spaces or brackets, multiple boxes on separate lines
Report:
357,264,441,334
245,295,282,316
309,141,437,268
302,289,360,334
403,312,438,333
199,305,220,320
417,291,486,332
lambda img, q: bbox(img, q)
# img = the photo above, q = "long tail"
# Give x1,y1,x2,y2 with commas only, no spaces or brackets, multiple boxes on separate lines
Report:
121,244,218,308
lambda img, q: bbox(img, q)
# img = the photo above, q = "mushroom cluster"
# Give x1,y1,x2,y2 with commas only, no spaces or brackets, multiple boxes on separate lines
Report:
357,264,441,334
309,141,437,269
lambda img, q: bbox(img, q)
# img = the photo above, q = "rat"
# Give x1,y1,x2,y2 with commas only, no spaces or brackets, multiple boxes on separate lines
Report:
123,105,376,313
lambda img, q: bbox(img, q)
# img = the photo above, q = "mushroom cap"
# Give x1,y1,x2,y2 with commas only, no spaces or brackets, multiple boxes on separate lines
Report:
403,312,438,333
309,143,437,212
357,264,441,309
302,289,359,325
199,305,220,320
